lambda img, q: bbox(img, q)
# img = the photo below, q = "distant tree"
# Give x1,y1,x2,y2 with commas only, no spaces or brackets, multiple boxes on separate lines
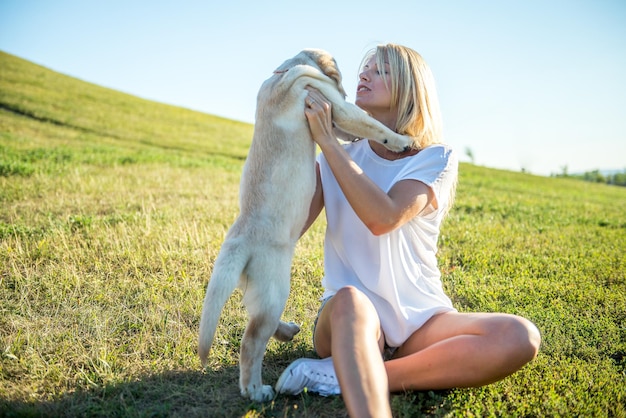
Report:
583,170,606,183
609,171,626,187
552,166,626,188
465,147,475,164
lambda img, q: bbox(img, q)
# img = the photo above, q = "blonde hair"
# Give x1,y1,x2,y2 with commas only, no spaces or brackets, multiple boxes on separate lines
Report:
360,44,443,149
361,44,456,214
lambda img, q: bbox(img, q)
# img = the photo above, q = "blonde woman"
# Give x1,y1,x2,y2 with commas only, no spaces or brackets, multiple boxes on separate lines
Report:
276,44,541,417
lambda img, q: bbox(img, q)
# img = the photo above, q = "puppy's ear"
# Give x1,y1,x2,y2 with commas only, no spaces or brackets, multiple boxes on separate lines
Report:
274,58,294,74
317,54,347,98
275,49,317,73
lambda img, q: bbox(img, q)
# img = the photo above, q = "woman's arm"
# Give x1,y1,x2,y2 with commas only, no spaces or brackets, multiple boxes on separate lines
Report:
300,162,324,237
305,89,434,236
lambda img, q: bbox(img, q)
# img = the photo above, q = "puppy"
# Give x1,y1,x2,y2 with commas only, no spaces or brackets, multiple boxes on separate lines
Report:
198,49,411,402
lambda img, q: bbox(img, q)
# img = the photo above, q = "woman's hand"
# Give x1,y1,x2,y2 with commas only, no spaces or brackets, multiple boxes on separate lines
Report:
304,87,335,147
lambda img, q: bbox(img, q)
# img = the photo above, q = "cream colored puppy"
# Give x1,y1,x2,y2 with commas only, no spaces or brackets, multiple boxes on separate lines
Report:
198,49,411,402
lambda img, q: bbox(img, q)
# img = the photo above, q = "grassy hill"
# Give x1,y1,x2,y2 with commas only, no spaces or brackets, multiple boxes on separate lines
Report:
1,51,625,417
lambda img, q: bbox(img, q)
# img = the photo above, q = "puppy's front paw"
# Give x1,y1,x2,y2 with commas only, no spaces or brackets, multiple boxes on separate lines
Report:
243,384,275,402
383,133,413,152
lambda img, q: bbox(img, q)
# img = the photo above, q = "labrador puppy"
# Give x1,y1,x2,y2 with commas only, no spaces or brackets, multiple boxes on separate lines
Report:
198,49,411,402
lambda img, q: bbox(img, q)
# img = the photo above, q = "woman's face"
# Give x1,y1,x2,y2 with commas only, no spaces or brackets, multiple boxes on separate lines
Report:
355,55,394,118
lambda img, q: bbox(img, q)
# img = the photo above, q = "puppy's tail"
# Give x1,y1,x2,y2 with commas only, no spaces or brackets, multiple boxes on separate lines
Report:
198,240,249,366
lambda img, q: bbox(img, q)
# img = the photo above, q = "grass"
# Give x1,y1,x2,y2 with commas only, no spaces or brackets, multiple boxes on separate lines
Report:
1,50,625,417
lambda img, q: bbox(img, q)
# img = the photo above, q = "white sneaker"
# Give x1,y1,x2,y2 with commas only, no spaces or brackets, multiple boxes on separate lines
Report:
275,357,340,397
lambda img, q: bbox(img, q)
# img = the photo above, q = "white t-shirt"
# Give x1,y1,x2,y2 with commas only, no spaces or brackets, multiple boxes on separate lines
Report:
317,139,458,347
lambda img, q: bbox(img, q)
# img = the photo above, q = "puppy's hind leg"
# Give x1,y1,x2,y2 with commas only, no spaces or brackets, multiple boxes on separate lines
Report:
198,238,249,366
239,250,292,402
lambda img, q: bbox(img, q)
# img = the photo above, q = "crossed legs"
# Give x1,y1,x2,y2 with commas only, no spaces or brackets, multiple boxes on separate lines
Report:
313,286,541,417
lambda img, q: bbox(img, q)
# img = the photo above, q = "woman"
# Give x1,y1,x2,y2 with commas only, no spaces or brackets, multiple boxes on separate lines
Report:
275,43,541,417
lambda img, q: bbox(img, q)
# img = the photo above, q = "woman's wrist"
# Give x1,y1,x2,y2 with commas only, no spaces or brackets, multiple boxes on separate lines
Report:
316,135,342,154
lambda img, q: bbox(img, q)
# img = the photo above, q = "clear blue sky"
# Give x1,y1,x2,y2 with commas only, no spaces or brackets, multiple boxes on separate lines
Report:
1,0,625,175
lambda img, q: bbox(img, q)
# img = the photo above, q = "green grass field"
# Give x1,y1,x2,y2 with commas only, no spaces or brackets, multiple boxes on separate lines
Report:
1,51,625,417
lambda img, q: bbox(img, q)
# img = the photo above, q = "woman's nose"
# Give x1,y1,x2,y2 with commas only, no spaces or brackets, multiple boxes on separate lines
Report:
359,71,369,81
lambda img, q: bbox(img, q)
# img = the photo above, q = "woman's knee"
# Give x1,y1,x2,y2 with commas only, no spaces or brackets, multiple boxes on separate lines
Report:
493,315,541,364
517,316,541,360
314,287,380,357
331,286,378,322
328,286,384,345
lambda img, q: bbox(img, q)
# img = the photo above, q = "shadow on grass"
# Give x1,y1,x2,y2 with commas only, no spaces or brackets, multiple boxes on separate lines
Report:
1,349,453,418
0,352,352,418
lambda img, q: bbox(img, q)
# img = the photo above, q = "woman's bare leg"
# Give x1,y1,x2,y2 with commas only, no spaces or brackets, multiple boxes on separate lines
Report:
314,286,392,418
386,311,541,392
